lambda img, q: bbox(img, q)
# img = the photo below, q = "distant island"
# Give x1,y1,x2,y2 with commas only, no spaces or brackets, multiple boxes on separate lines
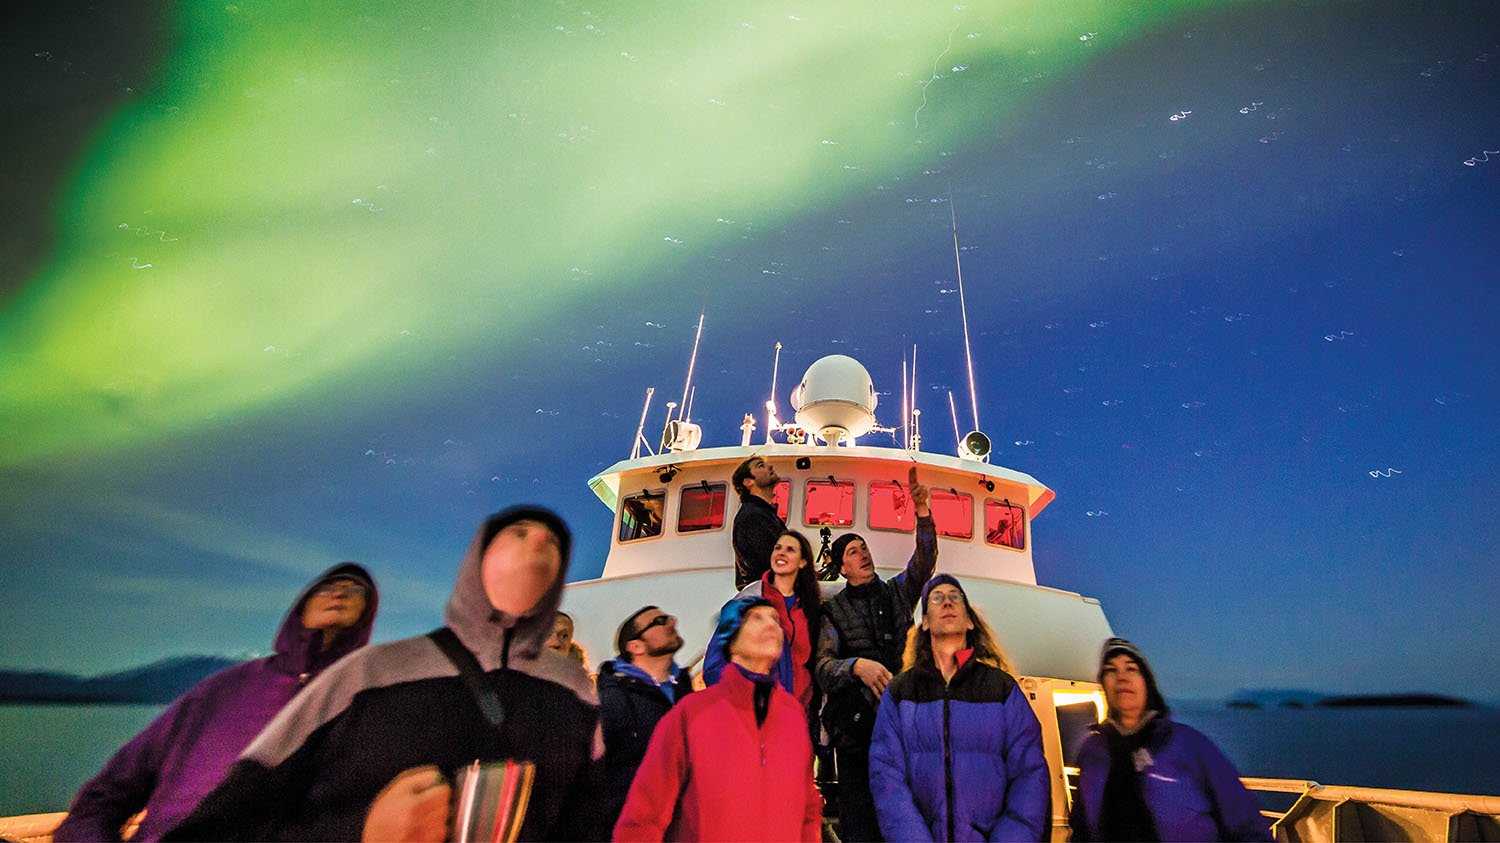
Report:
0,656,242,705
1225,688,1475,709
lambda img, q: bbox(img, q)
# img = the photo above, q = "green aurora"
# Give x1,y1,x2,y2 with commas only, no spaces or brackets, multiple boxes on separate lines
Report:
0,1,1207,467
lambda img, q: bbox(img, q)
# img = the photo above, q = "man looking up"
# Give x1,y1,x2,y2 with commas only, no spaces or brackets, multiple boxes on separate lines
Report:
166,507,604,842
56,565,378,842
731,455,785,589
814,465,935,842
597,606,692,828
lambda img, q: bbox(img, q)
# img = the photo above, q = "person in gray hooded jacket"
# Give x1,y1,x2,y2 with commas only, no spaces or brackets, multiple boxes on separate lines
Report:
165,506,605,842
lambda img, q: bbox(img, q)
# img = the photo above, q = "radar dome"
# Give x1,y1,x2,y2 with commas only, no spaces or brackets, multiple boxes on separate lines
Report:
791,355,878,445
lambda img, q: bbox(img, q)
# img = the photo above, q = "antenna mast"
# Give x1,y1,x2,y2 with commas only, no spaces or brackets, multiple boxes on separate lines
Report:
631,387,656,459
910,343,919,450
949,196,981,431
676,311,705,422
766,341,782,444
947,390,961,454
901,357,911,449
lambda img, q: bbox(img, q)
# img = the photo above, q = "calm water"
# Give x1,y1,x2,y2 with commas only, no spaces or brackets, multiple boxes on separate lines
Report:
2,703,1497,815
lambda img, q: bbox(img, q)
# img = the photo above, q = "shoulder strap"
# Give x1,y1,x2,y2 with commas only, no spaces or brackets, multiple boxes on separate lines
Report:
428,627,506,728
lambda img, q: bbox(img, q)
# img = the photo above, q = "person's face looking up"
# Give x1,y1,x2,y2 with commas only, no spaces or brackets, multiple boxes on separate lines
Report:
482,519,562,617
301,577,368,633
840,538,875,586
547,614,574,653
769,535,806,577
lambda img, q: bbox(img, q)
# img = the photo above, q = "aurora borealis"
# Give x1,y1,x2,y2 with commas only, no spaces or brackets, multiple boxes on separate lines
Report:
3,0,1497,710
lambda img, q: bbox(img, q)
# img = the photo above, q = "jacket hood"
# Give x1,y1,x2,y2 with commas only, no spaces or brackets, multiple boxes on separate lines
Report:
443,505,572,663
271,562,379,677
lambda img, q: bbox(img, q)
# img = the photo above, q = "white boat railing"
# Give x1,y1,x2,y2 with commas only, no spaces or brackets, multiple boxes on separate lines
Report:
1240,777,1500,841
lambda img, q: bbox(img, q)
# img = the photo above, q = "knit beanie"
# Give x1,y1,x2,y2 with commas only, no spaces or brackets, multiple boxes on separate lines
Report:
1098,636,1170,717
830,532,866,575
919,573,969,616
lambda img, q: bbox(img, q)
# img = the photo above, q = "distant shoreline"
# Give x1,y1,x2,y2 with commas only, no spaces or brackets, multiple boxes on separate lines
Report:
1224,692,1475,710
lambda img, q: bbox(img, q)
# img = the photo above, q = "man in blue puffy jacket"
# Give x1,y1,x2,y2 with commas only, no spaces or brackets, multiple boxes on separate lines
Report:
869,574,1050,841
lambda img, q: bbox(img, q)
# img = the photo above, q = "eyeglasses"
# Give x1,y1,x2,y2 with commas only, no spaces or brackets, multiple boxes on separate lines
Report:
927,591,966,606
313,580,368,599
631,613,675,639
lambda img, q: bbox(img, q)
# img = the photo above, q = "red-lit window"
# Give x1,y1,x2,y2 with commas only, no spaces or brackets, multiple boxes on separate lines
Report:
868,480,915,532
772,480,790,521
619,490,666,543
984,499,1026,550
679,482,727,533
804,479,855,527
931,489,974,540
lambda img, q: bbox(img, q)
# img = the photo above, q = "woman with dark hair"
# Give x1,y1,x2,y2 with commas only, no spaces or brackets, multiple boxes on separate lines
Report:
704,529,822,712
869,574,1050,841
1069,638,1270,842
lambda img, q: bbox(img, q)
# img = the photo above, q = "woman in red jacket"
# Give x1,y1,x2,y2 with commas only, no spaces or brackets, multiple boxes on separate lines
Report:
614,597,823,842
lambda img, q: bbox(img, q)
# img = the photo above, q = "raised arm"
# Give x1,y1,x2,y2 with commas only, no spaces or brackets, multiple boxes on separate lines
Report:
893,468,938,606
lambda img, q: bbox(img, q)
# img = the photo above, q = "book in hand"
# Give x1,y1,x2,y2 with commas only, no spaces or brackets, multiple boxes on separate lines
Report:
451,759,536,843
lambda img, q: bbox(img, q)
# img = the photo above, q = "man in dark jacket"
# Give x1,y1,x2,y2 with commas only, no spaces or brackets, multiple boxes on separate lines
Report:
597,605,692,828
814,465,934,842
731,455,785,588
165,506,604,842
54,563,378,842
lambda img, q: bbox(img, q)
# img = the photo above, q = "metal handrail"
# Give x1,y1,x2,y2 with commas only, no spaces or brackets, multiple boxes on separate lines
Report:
1239,774,1500,836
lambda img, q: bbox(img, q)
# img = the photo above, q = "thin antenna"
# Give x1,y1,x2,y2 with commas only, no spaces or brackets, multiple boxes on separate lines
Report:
949,195,981,431
676,311,705,422
631,387,656,459
910,343,919,449
684,385,697,424
766,341,782,445
901,357,910,449
947,390,961,454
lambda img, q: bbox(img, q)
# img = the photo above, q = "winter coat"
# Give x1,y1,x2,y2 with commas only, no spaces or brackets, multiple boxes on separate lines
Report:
869,653,1050,841
703,573,815,709
816,515,937,746
165,507,606,842
597,659,695,829
732,495,785,589
613,663,822,842
54,563,378,842
1069,716,1271,842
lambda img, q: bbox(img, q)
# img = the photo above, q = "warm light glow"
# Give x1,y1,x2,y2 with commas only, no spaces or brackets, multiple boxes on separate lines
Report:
1054,689,1107,723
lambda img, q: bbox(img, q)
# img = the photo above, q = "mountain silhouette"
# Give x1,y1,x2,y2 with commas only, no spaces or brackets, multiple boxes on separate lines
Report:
0,656,242,704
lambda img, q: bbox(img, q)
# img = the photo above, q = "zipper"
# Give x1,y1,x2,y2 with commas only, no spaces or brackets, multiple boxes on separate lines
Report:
943,686,955,842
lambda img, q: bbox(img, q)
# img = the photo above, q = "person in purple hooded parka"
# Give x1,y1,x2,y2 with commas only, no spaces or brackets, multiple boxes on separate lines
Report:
53,562,378,842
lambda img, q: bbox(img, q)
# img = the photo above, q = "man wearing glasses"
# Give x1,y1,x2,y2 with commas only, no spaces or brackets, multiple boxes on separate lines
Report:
596,605,692,829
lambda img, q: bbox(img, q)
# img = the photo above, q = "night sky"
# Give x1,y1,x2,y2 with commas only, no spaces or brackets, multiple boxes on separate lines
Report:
3,1,1496,700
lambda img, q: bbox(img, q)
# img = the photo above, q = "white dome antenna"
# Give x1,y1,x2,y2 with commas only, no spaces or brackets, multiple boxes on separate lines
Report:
792,355,878,446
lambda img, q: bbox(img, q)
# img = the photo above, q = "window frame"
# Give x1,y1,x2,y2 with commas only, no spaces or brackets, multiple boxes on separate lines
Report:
982,497,1027,552
866,479,916,534
801,476,858,529
677,481,729,535
929,487,976,541
616,487,668,545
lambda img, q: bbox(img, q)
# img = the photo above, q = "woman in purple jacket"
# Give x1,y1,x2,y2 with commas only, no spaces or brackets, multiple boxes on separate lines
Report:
1069,637,1271,842
53,563,378,842
869,574,1050,841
